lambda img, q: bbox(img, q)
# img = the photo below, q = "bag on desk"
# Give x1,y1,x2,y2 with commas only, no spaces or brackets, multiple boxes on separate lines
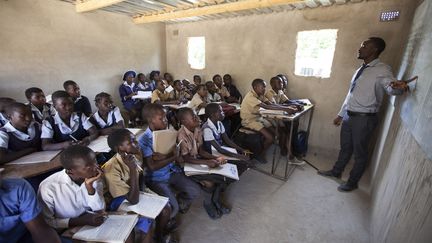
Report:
232,129,263,156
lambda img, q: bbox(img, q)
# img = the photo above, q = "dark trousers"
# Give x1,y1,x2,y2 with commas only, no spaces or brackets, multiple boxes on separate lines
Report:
333,114,378,184
147,172,201,218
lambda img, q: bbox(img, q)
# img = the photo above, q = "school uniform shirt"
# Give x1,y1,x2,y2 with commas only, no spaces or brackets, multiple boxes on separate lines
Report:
188,93,205,112
216,85,230,98
225,84,242,100
0,179,41,243
138,127,181,182
168,89,191,101
92,106,124,129
38,169,105,229
206,92,222,103
0,121,41,151
137,82,153,91
103,153,144,200
151,89,170,103
265,89,289,104
28,103,56,124
41,112,93,140
177,125,203,158
202,119,225,143
119,82,140,110
240,90,271,131
74,95,92,116
0,112,8,127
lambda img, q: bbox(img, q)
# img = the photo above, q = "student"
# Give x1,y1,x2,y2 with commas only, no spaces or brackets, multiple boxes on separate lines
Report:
139,104,200,219
182,79,195,94
0,102,41,164
0,168,61,243
265,76,290,104
90,92,125,135
25,87,56,124
202,103,254,175
103,129,174,243
63,80,92,117
277,74,290,97
169,80,191,103
0,97,15,127
240,79,297,162
119,70,142,127
163,73,174,86
205,81,222,103
193,75,202,86
223,74,242,102
177,107,230,219
188,84,208,113
213,74,234,102
137,73,154,91
38,145,106,231
151,80,175,105
41,90,98,151
150,70,161,90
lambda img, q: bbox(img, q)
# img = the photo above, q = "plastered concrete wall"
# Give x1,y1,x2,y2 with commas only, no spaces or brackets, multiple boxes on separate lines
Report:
165,0,417,155
0,0,166,109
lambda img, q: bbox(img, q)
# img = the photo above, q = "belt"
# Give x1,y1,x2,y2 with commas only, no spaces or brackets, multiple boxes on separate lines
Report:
347,110,377,117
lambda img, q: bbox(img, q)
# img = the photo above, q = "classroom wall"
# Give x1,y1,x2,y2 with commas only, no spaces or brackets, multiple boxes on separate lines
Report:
0,0,166,109
165,0,417,157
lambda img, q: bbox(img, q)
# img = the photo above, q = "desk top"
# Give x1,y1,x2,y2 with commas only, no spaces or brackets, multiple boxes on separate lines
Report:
260,100,314,121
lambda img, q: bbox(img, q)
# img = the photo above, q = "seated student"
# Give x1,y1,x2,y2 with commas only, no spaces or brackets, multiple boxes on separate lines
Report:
25,87,56,124
139,104,200,220
119,70,142,127
240,79,297,163
188,84,208,113
182,79,195,94
265,76,290,105
38,145,106,232
149,70,161,90
169,80,191,103
193,75,202,86
163,73,174,86
41,90,98,151
90,92,125,136
205,81,222,103
213,74,235,103
63,80,92,117
277,74,289,97
0,102,41,164
202,103,254,175
151,80,176,105
223,74,242,102
0,168,61,243
177,108,231,219
103,129,174,243
0,97,15,127
137,73,154,91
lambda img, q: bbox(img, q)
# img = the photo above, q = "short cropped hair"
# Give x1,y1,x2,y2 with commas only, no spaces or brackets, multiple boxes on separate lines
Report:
223,74,231,79
212,74,221,81
107,128,131,152
60,145,94,170
270,76,282,85
193,75,200,79
176,107,194,123
252,78,265,88
95,92,111,103
368,37,386,55
150,70,160,80
51,90,71,105
196,84,206,92
142,103,164,122
205,81,214,87
173,80,182,86
205,103,220,117
4,102,29,116
25,87,43,99
0,97,16,112
63,80,77,90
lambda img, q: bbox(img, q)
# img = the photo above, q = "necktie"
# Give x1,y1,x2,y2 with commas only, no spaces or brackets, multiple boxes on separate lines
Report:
350,64,368,93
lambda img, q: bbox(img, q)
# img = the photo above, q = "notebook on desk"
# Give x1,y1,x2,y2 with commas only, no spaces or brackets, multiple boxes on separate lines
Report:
184,163,239,180
118,192,169,219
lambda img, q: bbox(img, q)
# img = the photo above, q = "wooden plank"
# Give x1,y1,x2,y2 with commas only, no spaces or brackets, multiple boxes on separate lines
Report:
76,0,127,12
133,0,306,23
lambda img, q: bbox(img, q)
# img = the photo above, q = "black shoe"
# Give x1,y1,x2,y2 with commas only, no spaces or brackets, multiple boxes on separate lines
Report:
214,202,231,215
317,170,341,179
178,199,191,214
203,201,221,219
165,218,179,233
337,182,358,192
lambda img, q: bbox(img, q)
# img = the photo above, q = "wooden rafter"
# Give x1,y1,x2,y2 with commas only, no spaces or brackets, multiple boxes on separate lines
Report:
76,0,127,13
133,0,306,23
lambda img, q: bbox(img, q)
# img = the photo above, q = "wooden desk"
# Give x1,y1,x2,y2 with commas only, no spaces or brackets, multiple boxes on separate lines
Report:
256,100,314,181
2,154,62,179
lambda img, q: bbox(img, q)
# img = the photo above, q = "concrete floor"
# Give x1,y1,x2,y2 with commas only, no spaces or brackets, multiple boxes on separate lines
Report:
177,150,370,243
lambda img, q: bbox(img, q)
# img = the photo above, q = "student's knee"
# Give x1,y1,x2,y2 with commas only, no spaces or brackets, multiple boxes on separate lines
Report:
260,128,274,143
188,181,201,199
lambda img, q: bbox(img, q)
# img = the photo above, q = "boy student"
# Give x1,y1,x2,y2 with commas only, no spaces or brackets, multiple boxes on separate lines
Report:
103,129,174,243
169,80,191,103
41,90,98,151
120,70,142,127
223,74,242,102
0,102,41,164
25,87,56,124
0,168,61,243
193,75,202,86
205,81,222,103
0,97,15,127
63,80,92,117
202,103,253,175
188,84,208,113
277,74,290,97
177,107,231,219
151,80,176,105
139,104,200,219
213,74,235,102
90,92,125,135
240,79,298,163
38,145,106,231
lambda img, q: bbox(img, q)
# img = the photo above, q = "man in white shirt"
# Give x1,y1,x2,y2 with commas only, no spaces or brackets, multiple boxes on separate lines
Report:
38,145,106,230
318,37,411,192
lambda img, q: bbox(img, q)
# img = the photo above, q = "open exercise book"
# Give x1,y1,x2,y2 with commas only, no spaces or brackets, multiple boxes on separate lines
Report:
132,91,152,100
7,150,61,165
118,192,169,219
72,214,138,243
211,146,240,161
152,129,179,154
88,128,142,153
184,163,239,180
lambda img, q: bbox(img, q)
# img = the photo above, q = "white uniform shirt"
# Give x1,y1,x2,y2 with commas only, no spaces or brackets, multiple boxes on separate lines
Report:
0,122,39,148
37,169,105,229
41,112,93,139
93,107,123,128
203,119,225,142
28,103,56,122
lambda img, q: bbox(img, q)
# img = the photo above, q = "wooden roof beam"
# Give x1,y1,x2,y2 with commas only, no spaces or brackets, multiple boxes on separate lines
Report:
133,0,306,23
76,0,127,13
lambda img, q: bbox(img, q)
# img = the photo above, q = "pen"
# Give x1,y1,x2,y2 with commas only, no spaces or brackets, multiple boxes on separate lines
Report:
125,152,143,172
69,134,79,142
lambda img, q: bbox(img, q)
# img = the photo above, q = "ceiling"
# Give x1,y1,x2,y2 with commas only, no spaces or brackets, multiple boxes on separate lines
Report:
60,0,364,24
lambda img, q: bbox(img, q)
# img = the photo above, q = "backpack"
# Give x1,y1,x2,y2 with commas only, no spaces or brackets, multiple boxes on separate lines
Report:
293,130,308,157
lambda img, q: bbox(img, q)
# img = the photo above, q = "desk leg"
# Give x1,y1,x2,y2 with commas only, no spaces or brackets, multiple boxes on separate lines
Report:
284,119,295,180
271,122,279,174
